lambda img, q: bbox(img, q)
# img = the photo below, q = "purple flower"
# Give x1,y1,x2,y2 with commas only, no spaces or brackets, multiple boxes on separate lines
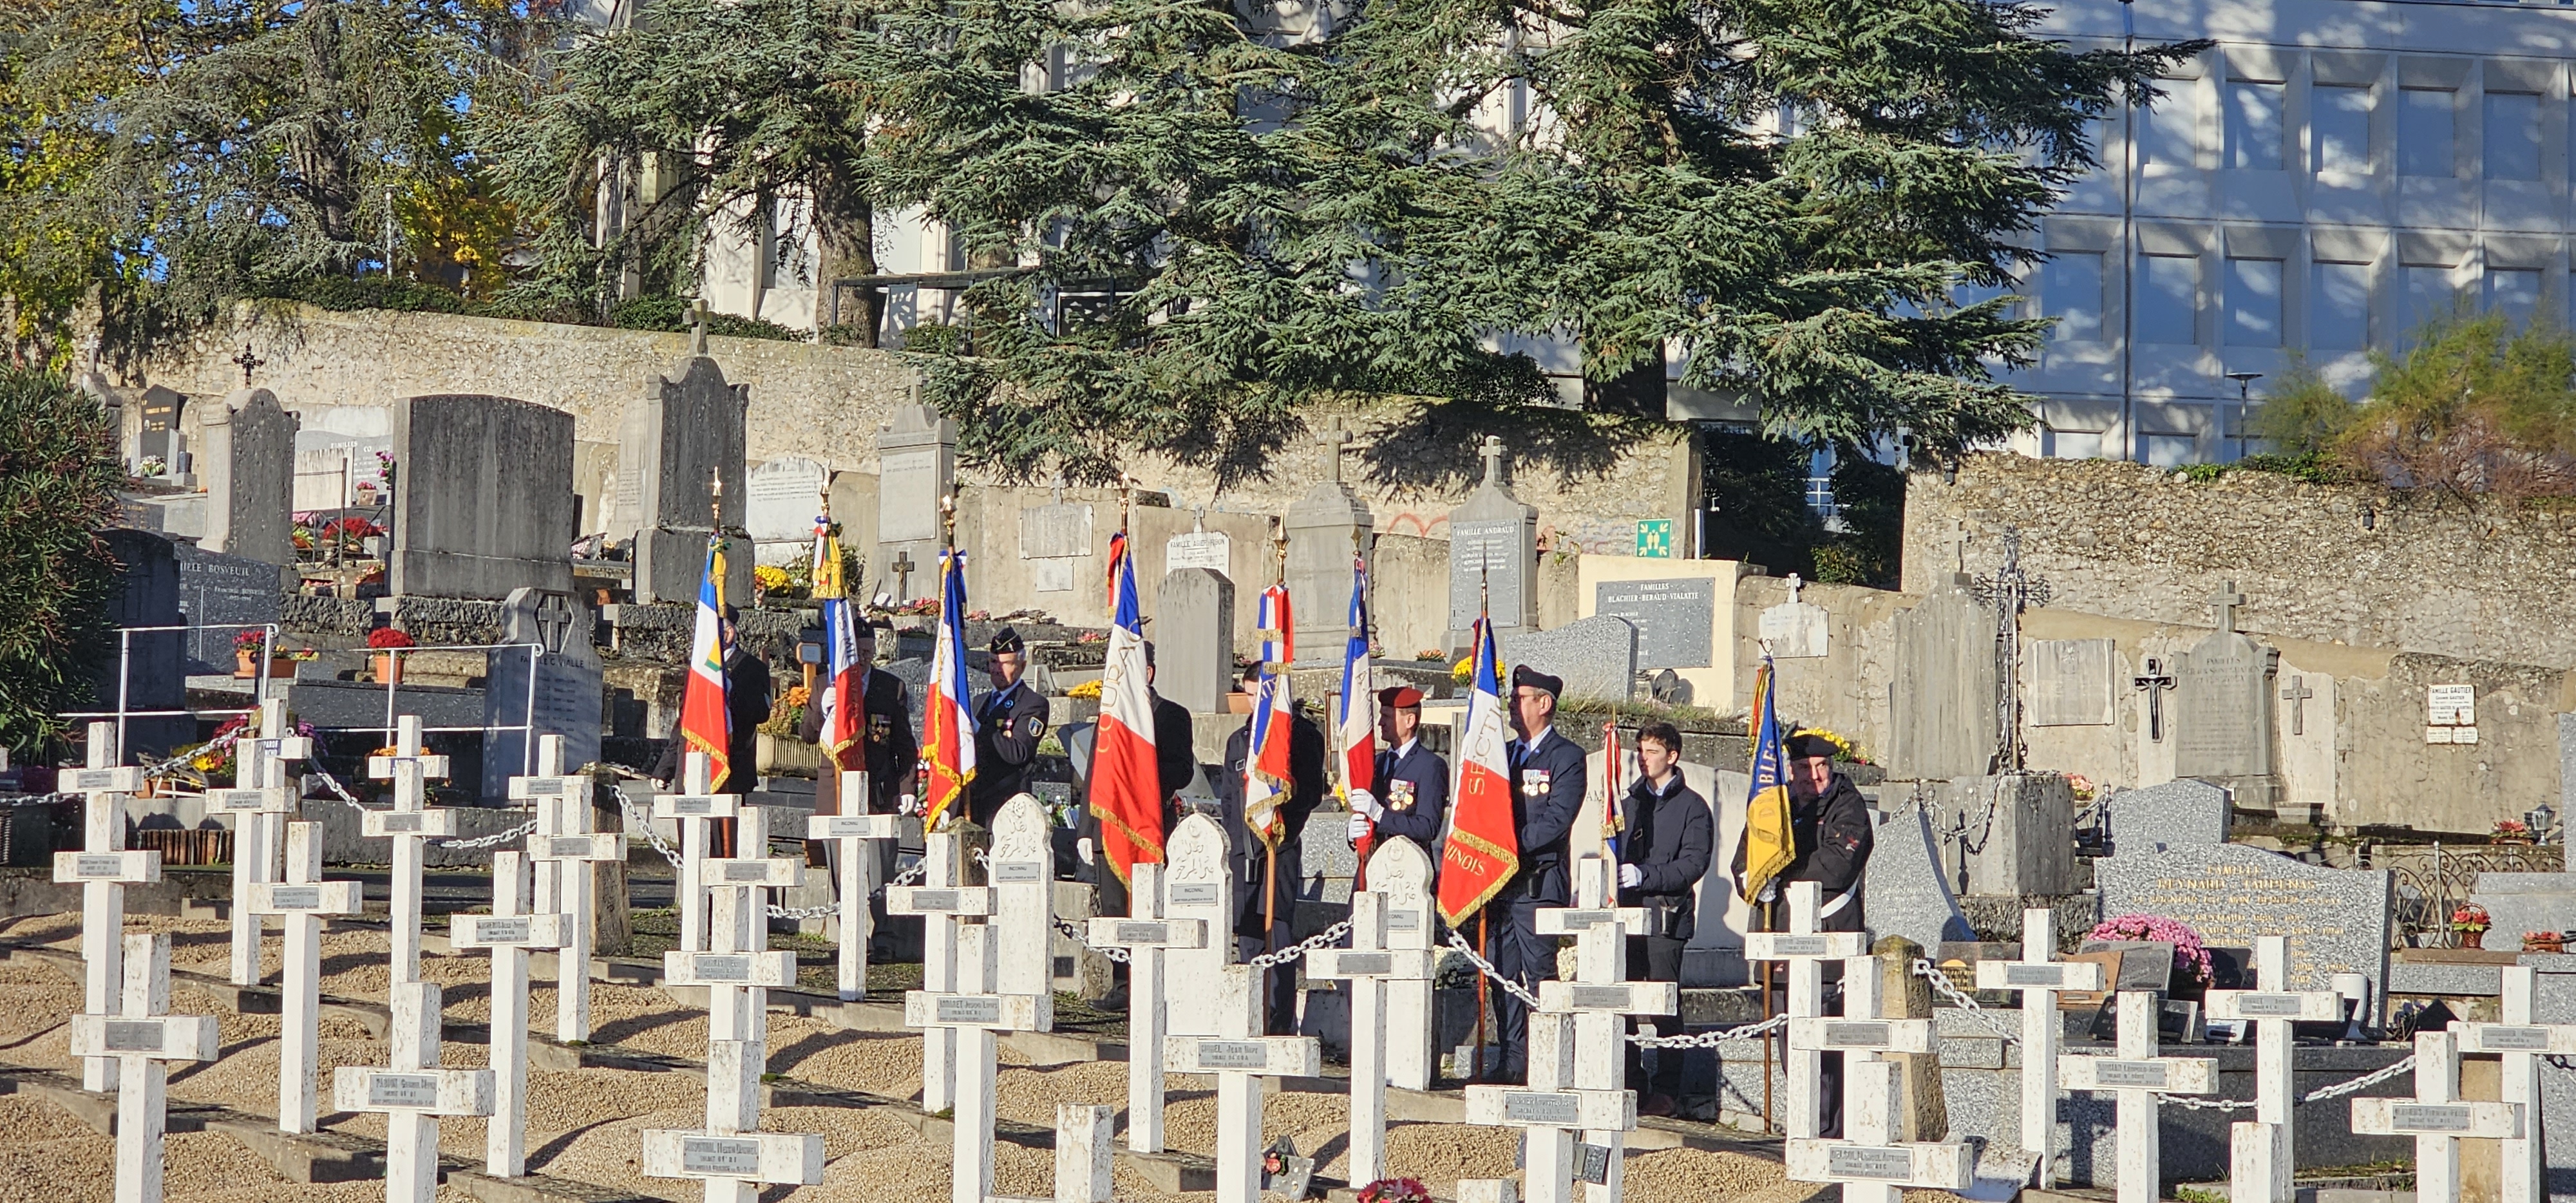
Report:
2087,913,2213,984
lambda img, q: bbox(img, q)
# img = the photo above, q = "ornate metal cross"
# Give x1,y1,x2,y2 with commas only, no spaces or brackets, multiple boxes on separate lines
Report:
1967,527,2052,772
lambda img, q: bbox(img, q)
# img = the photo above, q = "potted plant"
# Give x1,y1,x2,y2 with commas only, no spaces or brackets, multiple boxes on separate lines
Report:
231,629,295,677
2451,903,2493,949
2492,819,2533,846
367,627,416,683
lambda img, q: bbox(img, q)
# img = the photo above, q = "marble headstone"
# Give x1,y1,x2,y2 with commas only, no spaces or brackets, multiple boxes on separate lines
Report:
2026,638,2116,727
2103,779,2231,854
480,588,605,802
199,388,299,567
1446,436,1537,649
1591,576,1718,670
2173,630,2277,788
745,456,830,551
1156,569,1235,715
1285,419,1372,667
1168,528,1232,577
97,529,191,757
390,393,576,599
2096,842,2392,1001
1888,585,1997,781
1859,804,1975,951
1757,596,1828,659
173,543,284,671
617,357,750,604
875,404,956,603
1495,616,1637,704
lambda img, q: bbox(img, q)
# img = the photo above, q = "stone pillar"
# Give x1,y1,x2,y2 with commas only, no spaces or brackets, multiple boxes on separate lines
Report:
1874,936,1949,1142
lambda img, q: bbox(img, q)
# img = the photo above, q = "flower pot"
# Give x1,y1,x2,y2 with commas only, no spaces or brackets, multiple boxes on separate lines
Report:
372,652,404,685
233,649,292,677
2459,929,2486,950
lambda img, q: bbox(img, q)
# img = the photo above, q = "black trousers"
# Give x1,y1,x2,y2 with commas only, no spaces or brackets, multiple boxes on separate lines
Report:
1624,933,1687,1094
1486,898,1557,1081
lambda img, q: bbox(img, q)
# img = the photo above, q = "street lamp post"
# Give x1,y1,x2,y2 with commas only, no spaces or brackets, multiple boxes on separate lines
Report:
2224,371,2263,463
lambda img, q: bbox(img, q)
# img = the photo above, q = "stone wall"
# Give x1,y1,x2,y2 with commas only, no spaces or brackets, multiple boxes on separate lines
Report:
1905,454,2576,670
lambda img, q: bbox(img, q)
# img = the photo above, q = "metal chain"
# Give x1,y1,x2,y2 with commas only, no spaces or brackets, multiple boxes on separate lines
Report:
0,728,251,806
1443,929,1544,1008
1054,917,1132,961
1629,1013,1791,1048
1911,957,2023,1044
1251,920,1355,969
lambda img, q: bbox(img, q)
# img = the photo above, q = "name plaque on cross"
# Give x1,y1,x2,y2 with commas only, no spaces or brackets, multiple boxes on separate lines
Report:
364,809,460,837
1505,1093,1582,1126
1537,981,1679,1014
989,860,1045,884
683,1137,762,1175
663,950,799,989
2205,992,2341,1021
1166,1034,1324,1077
1090,918,1209,948
1170,882,1222,905
55,851,159,882
640,1129,826,1184
1787,1141,1976,1188
209,786,295,812
506,775,587,800
2353,1101,2520,1137
1533,907,1645,934
1464,1086,1636,1131
809,814,902,840
1745,932,1868,960
1790,1017,1935,1054
2062,1057,2215,1092
708,857,803,887
252,880,365,913
1198,1041,1271,1070
451,914,568,947
1829,1147,1916,1179
70,1014,219,1061
888,886,995,916
333,1066,493,1114
68,767,146,793
902,990,1051,1031
2459,1024,2576,1054
538,835,618,860
1386,908,1420,932
656,793,741,818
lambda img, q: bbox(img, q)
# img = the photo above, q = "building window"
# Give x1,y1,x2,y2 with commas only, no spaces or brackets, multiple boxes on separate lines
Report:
2228,81,2285,170
2490,268,2541,325
2485,93,2541,182
2400,89,2456,177
2139,254,2199,345
2047,428,2108,460
2225,258,2284,347
2311,261,2371,351
2405,264,2458,330
2142,88,2199,167
2042,253,2105,342
2313,85,2372,175
2141,432,2199,468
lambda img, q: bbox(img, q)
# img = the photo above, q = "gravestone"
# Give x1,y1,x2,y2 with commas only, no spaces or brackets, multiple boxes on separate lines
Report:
1169,510,1232,578
876,403,956,603
133,386,191,482
1922,773,2074,897
1758,576,1830,659
744,455,830,558
1447,435,1537,649
616,356,750,604
1157,569,1235,714
198,388,299,567
2173,630,2277,803
1286,418,1372,667
480,587,605,802
1496,616,1637,704
2095,842,2393,1003
1022,500,1094,598
1888,585,1996,781
173,542,284,671
2103,779,2231,853
390,394,576,599
1591,577,1718,671
1860,806,1974,951
97,529,190,757
2028,639,2117,727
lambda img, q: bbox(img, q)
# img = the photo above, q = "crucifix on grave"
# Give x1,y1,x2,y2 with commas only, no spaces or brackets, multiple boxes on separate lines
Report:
2278,676,2315,737
50,721,151,1093
1461,1017,1630,1203
888,825,986,1113
654,749,743,955
1972,908,2105,1189
516,735,618,1042
2351,1028,2525,1203
987,1104,1117,1203
252,821,365,1133
1786,949,1971,1202
1087,861,1205,1153
807,770,902,1001
1530,857,1665,1203
891,549,918,602
906,916,1054,1203
334,980,496,1203
2457,965,2575,1203
2204,936,2343,1203
1966,526,2052,773
230,344,264,387
2132,658,2176,744
68,933,217,1203
215,701,310,987
451,847,569,1177
2059,991,2219,1203
1742,881,1868,1138
1307,884,1438,1185
366,714,459,984
1167,965,1325,1203
688,299,710,357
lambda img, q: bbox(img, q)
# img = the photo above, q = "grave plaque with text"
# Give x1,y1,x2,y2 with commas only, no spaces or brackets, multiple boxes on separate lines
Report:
1593,577,1716,669
2096,842,2391,999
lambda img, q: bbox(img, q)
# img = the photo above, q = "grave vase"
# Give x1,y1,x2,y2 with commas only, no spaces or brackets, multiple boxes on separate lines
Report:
2459,928,2486,950
373,653,404,685
235,650,294,678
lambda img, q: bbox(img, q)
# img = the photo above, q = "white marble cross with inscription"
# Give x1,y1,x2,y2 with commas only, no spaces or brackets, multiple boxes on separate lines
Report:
68,933,217,1203
252,820,364,1133
227,701,308,985
451,848,566,1177
1741,881,1866,1139
515,734,613,1041
1167,965,1323,1203
1306,884,1437,1185
1087,861,1203,1154
1461,1020,1630,1203
2204,936,2342,1203
653,750,741,955
987,1104,1116,1203
1365,837,1438,1090
1533,857,1667,1203
806,769,902,1000
1972,908,2105,1188
1162,813,1236,1038
2351,1027,2524,1203
365,714,458,984
51,721,152,1092
906,917,1053,1203
2456,965,2573,1203
889,824,981,1112
334,980,495,1203
1786,951,1969,1202
988,795,1057,999
2060,991,2217,1203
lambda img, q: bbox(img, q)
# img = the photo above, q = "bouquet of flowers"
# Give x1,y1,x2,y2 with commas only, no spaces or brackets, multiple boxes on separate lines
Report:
2493,819,2532,844
2088,913,2213,984
366,628,417,650
234,629,272,651
2450,904,2492,934
1357,1180,1432,1203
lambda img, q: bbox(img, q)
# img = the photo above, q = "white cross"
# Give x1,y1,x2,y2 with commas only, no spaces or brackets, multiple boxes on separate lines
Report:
652,750,741,956
987,1104,1116,1203
365,714,458,984
2059,991,2218,1203
1305,884,1437,1184
1167,965,1324,1203
2204,935,2342,1203
1531,857,1665,1203
806,770,901,1000
451,847,567,1177
889,826,983,1113
1741,881,1867,1138
333,981,496,1203
1364,837,1439,1091
227,701,308,986
1786,952,1969,1201
66,933,217,1203
50,721,153,1093
2353,1027,2524,1203
516,736,616,1042
2456,965,2574,1203
1973,907,2106,1188
987,795,1058,1001
906,918,1054,1203
1087,860,1204,1153
1461,1037,1631,1203
1162,813,1237,1038
252,821,364,1133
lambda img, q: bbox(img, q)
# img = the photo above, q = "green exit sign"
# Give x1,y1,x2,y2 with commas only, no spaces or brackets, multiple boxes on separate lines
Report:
1635,519,1674,558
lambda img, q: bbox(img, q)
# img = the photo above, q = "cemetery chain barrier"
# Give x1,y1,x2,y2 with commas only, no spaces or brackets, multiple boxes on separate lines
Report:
0,727,248,806
609,782,923,918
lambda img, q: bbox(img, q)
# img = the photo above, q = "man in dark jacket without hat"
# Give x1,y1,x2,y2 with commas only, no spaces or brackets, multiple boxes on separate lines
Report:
1616,721,1711,1115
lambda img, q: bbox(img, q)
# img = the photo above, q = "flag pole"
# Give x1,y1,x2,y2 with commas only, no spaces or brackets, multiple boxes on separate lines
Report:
1262,527,1287,961
708,468,737,855
1470,562,1490,1085
1349,528,1372,894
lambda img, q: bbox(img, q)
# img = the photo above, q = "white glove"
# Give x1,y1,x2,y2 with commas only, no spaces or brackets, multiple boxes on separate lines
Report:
1349,788,1383,820
1075,837,1095,866
1347,812,1374,842
1758,880,1779,904
1619,863,1643,889
898,792,920,816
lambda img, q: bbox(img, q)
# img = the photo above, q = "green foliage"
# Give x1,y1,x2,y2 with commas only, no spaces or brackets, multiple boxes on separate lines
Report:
265,276,467,315
2248,359,2358,457
1815,455,1905,587
0,366,122,756
608,295,810,343
1701,433,1826,576
2340,311,2576,498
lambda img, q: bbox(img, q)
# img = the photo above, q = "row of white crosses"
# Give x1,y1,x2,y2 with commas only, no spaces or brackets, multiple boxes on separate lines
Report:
223,701,308,985
66,933,219,1203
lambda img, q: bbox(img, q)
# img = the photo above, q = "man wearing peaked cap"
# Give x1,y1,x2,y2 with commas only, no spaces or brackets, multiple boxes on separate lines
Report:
1347,685,1448,854
968,627,1050,827
1484,661,1587,1083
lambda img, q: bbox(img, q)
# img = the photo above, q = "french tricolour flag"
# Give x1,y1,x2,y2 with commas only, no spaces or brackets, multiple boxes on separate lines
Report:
1336,557,1375,858
1245,583,1296,846
679,537,734,792
813,511,864,766
1087,533,1164,884
919,549,976,829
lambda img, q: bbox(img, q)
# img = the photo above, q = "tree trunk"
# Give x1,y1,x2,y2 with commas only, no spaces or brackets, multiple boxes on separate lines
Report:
815,194,880,345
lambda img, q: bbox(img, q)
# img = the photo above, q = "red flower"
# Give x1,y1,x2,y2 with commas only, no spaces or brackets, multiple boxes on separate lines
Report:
366,628,417,649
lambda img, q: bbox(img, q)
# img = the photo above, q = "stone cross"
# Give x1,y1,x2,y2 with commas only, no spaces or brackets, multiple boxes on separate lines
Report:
366,714,459,984
2132,658,2175,744
1785,573,1804,606
1088,862,1206,1153
1305,887,1437,1184
1166,965,1324,1203
334,980,497,1203
1365,838,1439,1090
1973,907,2105,1189
1162,813,1236,1038
887,827,989,1113
2456,966,2574,1203
451,848,569,1177
516,736,616,1042
2060,991,2218,1203
1532,857,1665,1203
2205,936,2343,1203
1741,881,1866,1139
67,933,216,1203
2278,676,2314,737
222,701,309,987
2206,580,2248,632
50,721,151,1092
252,821,364,1133
690,805,805,1049
1191,505,1208,533
987,1104,1116,1203
688,299,710,357
1479,435,1505,486
654,750,743,955
1786,952,1971,1200
906,919,1053,1203
1461,1016,1624,1203
1318,417,1352,485
2351,1029,2524,1203
1967,527,2052,772
230,344,265,387
806,770,902,1000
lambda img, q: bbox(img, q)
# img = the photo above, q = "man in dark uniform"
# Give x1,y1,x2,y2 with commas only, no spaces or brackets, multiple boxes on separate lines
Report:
1490,665,1586,1083
1616,721,1711,1115
797,618,920,815
652,607,770,798
967,627,1050,827
1217,661,1327,1032
1729,728,1874,1135
1344,685,1448,855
